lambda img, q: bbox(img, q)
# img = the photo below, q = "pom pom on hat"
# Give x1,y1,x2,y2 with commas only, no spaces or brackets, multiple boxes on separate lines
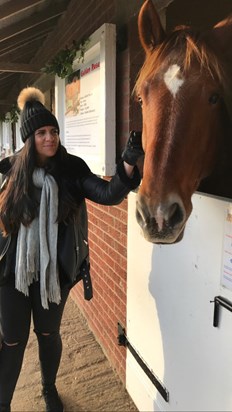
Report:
17,87,45,110
17,86,59,143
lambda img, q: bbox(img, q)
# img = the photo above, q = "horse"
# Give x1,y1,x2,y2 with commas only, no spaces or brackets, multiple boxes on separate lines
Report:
135,0,232,244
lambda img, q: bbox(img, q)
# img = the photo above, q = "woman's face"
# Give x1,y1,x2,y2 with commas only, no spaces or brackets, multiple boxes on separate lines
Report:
34,125,60,165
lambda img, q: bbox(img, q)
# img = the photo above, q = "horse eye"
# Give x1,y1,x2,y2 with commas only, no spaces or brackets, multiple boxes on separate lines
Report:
137,96,143,106
209,93,220,105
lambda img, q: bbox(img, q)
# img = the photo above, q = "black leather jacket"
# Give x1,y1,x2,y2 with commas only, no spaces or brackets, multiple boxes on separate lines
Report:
0,152,141,287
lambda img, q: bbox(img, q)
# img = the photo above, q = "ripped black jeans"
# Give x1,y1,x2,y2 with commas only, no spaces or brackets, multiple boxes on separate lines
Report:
0,280,69,405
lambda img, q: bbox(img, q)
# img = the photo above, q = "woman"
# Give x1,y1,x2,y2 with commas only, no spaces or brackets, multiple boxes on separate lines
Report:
0,87,143,412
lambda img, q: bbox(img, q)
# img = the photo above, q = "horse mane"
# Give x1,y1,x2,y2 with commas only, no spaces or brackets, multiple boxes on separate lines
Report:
134,26,227,97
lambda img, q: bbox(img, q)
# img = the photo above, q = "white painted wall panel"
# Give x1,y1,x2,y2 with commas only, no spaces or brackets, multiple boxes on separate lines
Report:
127,191,232,411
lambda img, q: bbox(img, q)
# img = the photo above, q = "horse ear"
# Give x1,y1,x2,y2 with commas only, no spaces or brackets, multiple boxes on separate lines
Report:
138,0,166,54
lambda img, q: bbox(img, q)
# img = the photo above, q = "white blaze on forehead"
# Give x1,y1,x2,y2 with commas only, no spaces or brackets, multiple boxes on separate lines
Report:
163,64,184,97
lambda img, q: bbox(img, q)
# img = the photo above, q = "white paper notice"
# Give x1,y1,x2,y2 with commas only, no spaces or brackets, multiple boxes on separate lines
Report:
221,204,232,291
64,53,100,157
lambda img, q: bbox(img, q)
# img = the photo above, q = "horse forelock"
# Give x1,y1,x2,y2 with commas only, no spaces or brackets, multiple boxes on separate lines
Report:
134,27,227,97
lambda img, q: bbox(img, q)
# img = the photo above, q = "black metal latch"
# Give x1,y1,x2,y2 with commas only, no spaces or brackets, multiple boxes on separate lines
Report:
117,322,169,402
210,295,232,327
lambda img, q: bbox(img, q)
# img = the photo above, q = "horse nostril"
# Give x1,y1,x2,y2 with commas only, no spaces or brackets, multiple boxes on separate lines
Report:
136,207,145,227
168,202,184,228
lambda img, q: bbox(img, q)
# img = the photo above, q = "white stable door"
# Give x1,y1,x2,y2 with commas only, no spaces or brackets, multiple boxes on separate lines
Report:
126,191,232,411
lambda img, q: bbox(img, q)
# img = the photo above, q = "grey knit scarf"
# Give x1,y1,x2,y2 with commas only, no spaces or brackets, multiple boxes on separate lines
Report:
15,168,61,309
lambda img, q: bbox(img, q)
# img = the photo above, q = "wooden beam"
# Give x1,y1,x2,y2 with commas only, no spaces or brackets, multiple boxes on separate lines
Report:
0,62,41,73
0,3,66,43
0,0,44,22
0,29,50,59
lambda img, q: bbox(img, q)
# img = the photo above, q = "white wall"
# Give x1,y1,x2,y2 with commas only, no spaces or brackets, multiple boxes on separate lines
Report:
15,120,23,152
1,121,12,156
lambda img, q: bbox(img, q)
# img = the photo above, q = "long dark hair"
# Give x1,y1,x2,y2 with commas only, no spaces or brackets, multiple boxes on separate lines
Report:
0,135,80,235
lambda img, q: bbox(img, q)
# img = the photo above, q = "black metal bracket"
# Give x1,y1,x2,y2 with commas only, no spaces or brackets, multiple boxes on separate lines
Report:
117,322,169,402
210,295,232,327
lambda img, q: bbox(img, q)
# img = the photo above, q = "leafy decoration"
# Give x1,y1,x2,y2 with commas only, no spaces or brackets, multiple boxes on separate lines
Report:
42,38,90,78
1,105,20,124
0,113,6,123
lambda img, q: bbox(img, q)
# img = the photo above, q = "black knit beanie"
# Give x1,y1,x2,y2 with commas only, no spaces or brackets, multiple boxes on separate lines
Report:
17,87,59,143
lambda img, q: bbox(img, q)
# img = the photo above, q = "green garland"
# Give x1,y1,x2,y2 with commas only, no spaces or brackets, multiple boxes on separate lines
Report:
1,105,20,124
42,38,90,78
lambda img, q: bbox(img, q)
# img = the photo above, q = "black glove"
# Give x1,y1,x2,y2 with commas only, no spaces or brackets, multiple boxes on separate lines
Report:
121,131,144,166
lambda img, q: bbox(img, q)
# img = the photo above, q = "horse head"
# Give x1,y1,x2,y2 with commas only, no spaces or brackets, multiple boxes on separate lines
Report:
135,0,232,244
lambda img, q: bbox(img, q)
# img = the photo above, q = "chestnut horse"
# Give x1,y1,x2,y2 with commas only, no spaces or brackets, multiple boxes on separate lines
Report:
135,0,232,244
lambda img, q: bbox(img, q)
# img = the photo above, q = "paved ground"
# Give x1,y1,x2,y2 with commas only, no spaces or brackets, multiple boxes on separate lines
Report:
11,297,138,412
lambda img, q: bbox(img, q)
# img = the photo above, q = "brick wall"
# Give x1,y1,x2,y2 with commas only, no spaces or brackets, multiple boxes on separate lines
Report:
71,48,130,383
71,199,128,382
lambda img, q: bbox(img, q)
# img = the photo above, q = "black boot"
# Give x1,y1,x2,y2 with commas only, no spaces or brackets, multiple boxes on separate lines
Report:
0,404,11,412
42,385,63,412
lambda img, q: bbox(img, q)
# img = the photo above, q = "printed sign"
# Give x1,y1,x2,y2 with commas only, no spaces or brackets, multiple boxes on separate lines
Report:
56,23,116,176
65,53,101,157
221,204,232,290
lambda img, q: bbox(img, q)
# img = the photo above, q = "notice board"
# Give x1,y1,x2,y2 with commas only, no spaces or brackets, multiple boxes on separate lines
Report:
55,23,116,176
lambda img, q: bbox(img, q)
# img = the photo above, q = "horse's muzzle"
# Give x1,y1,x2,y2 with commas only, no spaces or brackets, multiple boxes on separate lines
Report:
136,193,187,244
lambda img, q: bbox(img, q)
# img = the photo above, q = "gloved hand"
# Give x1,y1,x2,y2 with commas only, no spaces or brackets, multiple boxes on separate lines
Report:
121,131,144,166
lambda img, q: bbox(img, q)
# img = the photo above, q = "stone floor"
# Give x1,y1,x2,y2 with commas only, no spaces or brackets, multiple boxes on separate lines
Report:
11,297,138,412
